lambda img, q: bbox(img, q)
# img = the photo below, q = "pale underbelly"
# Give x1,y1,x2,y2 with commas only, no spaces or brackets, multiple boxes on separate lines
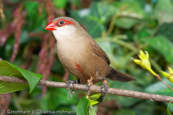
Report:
57,44,91,82
56,43,108,84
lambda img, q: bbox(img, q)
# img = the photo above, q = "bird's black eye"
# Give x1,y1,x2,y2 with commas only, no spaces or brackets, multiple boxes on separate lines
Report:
59,20,65,25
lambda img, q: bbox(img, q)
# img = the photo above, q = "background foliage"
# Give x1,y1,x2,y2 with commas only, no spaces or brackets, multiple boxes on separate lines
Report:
0,0,173,114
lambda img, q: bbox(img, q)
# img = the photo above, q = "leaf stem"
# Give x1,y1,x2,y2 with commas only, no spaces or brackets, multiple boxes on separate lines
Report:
154,74,173,90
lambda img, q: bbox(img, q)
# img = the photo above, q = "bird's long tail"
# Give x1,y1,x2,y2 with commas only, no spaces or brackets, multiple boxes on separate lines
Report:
106,67,135,82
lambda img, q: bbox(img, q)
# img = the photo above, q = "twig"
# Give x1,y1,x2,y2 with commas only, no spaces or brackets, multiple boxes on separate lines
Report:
155,74,173,90
0,75,173,103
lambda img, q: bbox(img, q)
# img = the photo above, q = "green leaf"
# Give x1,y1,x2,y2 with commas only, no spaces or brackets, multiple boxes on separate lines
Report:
88,93,100,106
0,61,28,93
167,99,173,115
0,80,28,94
25,1,47,31
114,1,145,29
132,100,155,114
41,87,78,110
154,0,173,23
89,105,97,115
136,27,150,41
75,97,89,115
109,81,142,107
52,0,67,9
89,93,101,100
145,78,173,96
115,17,140,29
25,1,39,20
115,109,136,115
71,2,116,38
0,60,43,93
144,36,173,63
154,23,173,41
89,100,98,106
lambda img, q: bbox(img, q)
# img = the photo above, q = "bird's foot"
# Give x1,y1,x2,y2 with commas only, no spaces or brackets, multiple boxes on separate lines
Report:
100,80,108,101
66,79,80,99
86,77,93,99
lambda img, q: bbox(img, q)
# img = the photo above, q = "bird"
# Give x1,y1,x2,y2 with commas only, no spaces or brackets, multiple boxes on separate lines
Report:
45,17,135,99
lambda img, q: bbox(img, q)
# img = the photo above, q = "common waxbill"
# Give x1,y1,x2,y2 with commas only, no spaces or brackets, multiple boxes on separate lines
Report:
45,17,135,96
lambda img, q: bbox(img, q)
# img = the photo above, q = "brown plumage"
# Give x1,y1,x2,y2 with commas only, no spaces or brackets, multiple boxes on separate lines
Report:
45,17,135,84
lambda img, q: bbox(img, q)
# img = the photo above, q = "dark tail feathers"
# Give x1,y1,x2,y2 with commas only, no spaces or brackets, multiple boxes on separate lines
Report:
106,67,135,82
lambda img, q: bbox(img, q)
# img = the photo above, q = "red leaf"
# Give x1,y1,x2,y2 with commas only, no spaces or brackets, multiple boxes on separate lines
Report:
10,7,25,62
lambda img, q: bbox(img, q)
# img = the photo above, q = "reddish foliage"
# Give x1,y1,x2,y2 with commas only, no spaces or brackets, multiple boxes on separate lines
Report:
36,0,56,96
10,7,25,62
20,44,34,69
0,5,25,62
45,0,55,22
71,0,92,10
97,100,121,115
81,0,92,8
55,9,66,16
47,34,55,73
37,33,55,96
0,93,11,115
1,0,64,97
37,34,49,75
0,24,13,46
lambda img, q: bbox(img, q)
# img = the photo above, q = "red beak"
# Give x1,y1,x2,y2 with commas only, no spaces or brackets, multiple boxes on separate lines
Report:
45,21,56,31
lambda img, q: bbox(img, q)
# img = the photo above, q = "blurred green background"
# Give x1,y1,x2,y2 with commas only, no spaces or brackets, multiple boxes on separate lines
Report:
0,0,173,114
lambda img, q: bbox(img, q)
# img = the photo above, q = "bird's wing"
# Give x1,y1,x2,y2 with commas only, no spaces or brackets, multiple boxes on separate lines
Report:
89,38,110,65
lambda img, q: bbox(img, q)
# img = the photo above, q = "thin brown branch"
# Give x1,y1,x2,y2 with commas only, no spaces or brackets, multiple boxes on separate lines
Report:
0,75,173,103
155,74,173,90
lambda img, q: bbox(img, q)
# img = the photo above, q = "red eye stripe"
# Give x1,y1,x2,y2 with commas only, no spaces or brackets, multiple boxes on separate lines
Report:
54,19,75,27
66,20,75,25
